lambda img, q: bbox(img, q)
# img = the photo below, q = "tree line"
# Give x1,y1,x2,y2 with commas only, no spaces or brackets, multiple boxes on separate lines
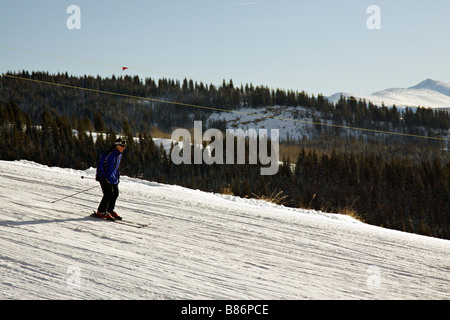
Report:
1,71,448,136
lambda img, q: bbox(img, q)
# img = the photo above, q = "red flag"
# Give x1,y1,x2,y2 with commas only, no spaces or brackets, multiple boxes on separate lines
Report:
122,67,128,71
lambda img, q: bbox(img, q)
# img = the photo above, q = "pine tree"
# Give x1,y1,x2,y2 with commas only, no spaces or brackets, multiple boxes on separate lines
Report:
93,112,106,133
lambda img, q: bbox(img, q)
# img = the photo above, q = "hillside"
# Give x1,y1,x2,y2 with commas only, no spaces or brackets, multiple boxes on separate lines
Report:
1,160,449,300
1,72,448,143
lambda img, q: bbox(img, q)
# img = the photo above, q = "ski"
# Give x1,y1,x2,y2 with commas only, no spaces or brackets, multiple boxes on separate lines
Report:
90,211,150,228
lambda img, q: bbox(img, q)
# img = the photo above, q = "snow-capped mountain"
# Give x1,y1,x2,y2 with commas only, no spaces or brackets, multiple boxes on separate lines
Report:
327,79,450,109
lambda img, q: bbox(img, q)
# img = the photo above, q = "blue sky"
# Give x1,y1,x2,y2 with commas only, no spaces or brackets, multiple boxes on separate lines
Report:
1,0,449,96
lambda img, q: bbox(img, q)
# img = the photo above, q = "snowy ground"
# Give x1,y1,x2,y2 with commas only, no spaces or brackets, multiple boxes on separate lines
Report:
0,160,449,300
207,105,321,141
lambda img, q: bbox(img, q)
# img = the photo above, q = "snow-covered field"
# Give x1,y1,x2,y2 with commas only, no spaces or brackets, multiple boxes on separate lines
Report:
207,105,324,142
0,160,449,300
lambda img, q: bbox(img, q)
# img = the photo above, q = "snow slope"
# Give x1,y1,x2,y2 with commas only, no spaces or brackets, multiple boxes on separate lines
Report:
207,105,321,142
0,160,449,300
328,79,450,109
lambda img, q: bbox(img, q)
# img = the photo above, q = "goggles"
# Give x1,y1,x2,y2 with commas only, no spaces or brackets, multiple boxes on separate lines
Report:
115,139,127,147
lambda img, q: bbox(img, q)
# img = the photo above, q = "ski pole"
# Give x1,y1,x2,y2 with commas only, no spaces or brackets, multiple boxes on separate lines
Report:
51,185,98,203
81,175,95,180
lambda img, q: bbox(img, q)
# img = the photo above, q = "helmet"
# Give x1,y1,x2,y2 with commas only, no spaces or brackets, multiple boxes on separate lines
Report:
114,138,127,147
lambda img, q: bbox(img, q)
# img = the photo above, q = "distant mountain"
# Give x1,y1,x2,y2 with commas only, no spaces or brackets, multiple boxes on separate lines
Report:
409,79,450,96
327,79,450,109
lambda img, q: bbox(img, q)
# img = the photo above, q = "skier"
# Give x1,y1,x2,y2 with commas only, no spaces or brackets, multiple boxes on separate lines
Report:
95,138,127,220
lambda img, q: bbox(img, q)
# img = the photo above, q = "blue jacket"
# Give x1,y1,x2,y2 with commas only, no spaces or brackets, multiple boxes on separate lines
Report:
96,148,122,184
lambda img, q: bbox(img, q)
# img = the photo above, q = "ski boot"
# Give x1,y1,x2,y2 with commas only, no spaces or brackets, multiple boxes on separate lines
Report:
109,211,122,220
96,211,115,221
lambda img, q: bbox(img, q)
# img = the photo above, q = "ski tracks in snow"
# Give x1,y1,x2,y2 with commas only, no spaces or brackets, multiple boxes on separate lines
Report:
0,160,449,299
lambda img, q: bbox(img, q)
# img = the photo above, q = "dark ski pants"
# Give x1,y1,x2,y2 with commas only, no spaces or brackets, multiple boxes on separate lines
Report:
98,183,119,213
